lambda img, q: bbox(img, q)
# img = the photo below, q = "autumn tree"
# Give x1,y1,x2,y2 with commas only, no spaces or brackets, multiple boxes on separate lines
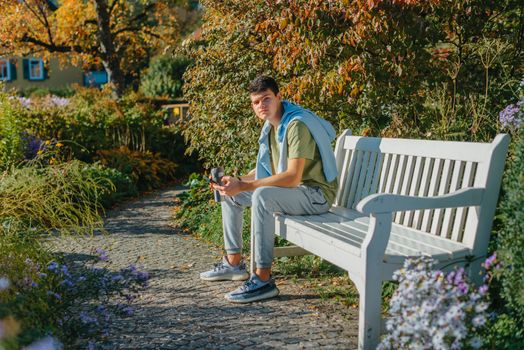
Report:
183,0,523,171
0,0,197,97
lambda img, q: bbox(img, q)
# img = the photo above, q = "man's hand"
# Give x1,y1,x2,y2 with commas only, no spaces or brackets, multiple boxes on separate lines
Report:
214,176,244,197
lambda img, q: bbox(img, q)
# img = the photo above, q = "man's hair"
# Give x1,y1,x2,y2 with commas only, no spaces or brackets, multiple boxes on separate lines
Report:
248,75,279,95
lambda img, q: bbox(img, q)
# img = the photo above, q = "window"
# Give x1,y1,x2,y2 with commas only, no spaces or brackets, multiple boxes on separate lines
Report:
28,59,44,80
0,60,10,81
83,70,108,88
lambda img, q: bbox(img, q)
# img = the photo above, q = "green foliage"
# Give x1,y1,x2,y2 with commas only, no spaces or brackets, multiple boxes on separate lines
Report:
19,86,75,98
13,87,192,168
140,55,192,99
79,163,138,208
0,160,110,235
482,313,524,350
96,146,177,191
497,132,524,325
173,174,251,248
183,0,523,170
0,95,25,170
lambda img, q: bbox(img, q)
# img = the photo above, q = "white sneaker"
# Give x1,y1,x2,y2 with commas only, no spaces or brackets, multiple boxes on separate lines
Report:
199,257,249,281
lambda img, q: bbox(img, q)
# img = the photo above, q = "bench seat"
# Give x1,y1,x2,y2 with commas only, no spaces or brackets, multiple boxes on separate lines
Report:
275,208,472,267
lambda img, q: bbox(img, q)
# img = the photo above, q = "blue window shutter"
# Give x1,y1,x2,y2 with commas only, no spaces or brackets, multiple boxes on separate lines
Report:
22,59,29,79
9,60,17,80
43,62,49,80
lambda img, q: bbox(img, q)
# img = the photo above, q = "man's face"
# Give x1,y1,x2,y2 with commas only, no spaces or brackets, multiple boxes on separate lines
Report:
250,89,282,124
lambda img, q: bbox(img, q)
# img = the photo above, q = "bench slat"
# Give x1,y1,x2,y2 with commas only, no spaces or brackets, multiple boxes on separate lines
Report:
442,161,465,238
431,159,454,236
422,158,444,232
403,156,424,227
347,150,365,208
351,151,372,208
396,155,415,223
343,136,493,163
451,162,476,242
335,149,353,207
379,153,393,193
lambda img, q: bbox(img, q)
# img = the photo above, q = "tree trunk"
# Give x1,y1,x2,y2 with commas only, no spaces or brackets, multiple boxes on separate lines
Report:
93,0,125,98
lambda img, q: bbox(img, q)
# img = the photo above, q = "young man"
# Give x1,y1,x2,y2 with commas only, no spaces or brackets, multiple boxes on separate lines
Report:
200,76,338,303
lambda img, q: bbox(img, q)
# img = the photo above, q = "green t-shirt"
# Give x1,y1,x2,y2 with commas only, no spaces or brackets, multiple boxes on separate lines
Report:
269,120,338,206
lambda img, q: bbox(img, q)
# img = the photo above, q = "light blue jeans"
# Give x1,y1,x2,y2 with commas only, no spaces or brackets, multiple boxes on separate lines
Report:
222,185,331,268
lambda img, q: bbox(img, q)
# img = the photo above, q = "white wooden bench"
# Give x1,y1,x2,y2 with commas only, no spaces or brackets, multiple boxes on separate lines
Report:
251,130,510,350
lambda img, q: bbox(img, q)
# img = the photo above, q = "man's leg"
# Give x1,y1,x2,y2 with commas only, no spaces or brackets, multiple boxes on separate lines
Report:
221,192,252,265
252,186,330,277
225,185,330,302
200,191,252,281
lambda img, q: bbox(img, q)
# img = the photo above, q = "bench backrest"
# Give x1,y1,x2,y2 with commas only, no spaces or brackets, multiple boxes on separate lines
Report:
334,130,510,255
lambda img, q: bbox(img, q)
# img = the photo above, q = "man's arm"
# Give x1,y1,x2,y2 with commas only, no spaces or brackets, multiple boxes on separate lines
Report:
238,168,256,182
214,158,305,197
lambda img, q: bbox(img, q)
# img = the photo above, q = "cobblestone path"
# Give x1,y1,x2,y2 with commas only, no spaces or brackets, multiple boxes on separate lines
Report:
50,187,359,349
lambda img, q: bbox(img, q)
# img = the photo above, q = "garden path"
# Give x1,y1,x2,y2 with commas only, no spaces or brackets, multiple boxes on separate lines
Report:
50,187,358,349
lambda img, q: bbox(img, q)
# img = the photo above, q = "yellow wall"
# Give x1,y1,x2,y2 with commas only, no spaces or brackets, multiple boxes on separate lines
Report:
4,57,83,91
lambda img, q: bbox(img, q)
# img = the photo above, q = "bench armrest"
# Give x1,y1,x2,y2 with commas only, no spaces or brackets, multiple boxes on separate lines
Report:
355,187,485,215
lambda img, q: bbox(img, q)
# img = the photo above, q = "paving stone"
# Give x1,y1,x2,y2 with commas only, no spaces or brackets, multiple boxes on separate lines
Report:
48,187,358,349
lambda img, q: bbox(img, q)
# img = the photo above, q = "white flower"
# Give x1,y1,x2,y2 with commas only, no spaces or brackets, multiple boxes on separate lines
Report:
474,302,489,313
23,336,63,350
472,315,487,327
0,277,9,291
469,337,483,349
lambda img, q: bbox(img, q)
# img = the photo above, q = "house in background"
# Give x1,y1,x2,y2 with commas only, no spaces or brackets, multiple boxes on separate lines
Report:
0,56,108,92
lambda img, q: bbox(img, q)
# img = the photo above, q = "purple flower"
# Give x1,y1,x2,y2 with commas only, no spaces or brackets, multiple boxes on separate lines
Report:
126,264,137,274
111,274,124,282
484,252,497,270
46,291,61,300
86,341,95,350
21,132,43,160
60,264,71,277
499,103,521,129
9,96,31,108
479,284,488,295
95,248,109,262
122,306,134,316
60,279,74,287
0,277,10,290
136,271,149,281
79,311,98,325
50,96,70,107
48,262,59,271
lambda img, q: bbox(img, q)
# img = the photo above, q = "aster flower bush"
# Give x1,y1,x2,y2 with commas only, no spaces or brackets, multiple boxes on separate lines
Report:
0,243,150,349
378,256,492,350
499,76,524,132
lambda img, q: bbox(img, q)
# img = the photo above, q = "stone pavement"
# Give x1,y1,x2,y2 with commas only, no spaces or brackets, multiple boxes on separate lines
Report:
50,187,359,349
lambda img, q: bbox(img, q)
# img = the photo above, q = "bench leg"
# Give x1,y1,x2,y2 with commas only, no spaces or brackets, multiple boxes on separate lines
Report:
357,277,382,350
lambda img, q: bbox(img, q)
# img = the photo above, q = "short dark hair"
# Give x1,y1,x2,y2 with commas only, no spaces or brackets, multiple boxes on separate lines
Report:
248,75,279,95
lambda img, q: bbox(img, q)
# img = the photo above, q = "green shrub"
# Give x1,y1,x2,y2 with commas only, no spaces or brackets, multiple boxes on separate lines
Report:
0,160,109,234
79,162,138,208
96,146,177,191
0,95,25,170
497,132,524,324
173,174,251,248
140,55,191,99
